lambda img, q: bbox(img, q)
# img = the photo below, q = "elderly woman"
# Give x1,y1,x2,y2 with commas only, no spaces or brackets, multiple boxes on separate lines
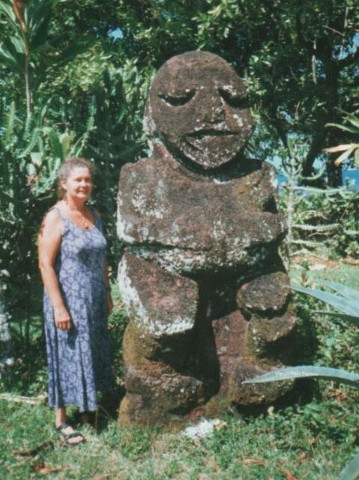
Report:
38,157,113,445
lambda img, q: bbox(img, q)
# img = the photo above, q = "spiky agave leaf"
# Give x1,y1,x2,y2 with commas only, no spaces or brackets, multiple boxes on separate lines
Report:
243,366,359,388
339,451,359,480
324,282,359,303
293,285,359,317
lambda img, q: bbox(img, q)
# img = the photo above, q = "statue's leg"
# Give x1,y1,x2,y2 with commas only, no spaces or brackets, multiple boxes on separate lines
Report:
118,252,207,425
203,271,297,412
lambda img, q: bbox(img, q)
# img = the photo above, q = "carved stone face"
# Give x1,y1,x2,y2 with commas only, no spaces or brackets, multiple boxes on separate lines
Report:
146,51,253,169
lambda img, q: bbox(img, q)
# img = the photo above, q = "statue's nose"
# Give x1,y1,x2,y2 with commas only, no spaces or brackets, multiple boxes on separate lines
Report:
199,92,226,125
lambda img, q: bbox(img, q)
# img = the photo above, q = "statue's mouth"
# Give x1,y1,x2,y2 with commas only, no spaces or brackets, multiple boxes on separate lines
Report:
187,129,238,139
184,130,239,151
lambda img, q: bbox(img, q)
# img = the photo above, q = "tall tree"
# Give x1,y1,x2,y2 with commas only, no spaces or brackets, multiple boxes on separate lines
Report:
110,0,359,185
0,0,358,348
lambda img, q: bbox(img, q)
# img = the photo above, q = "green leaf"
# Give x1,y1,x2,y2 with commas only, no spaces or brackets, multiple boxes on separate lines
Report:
340,451,359,480
54,41,90,67
243,366,359,388
293,223,339,231
26,163,36,175
291,240,323,247
293,286,359,317
59,131,73,158
3,102,16,144
0,46,18,69
18,127,41,159
30,152,42,167
292,186,343,195
30,17,51,50
326,123,359,134
48,129,64,161
0,1,19,32
324,282,359,302
27,0,59,30
0,190,13,202
346,115,359,130
9,36,25,54
314,311,359,325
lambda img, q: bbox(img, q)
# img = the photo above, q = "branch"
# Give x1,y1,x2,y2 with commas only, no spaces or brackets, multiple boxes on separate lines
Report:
337,46,359,68
0,393,47,405
323,25,344,37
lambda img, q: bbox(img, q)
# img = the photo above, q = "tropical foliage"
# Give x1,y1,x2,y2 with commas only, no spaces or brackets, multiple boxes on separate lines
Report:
0,0,357,363
324,113,359,168
0,3,358,478
245,282,359,480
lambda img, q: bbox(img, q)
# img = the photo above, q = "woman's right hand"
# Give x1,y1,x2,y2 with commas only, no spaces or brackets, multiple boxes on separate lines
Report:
54,306,72,330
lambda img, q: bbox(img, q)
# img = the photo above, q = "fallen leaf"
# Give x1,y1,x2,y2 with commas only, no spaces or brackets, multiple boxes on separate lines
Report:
296,452,308,462
330,388,348,404
205,457,221,473
323,144,357,153
188,407,205,421
214,419,227,431
92,475,112,480
12,440,54,457
309,434,321,448
242,458,266,466
282,468,300,480
31,462,62,474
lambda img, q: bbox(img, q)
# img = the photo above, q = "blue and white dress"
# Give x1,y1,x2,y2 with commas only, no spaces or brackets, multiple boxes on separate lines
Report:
44,207,113,412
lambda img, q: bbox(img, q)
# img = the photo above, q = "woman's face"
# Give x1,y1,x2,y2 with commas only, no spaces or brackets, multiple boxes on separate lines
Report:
62,167,93,202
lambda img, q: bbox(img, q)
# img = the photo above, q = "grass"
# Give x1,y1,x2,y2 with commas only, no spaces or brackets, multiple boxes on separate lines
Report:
1,260,359,479
2,395,359,479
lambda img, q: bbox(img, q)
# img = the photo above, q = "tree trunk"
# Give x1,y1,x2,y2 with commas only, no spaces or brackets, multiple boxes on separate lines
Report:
0,290,12,376
326,159,342,188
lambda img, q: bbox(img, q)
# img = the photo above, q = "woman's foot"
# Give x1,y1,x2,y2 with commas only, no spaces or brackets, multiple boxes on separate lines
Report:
55,422,86,446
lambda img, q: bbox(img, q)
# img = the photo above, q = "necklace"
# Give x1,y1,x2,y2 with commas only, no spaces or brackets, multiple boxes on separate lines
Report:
73,209,93,229
78,215,92,229
64,202,93,229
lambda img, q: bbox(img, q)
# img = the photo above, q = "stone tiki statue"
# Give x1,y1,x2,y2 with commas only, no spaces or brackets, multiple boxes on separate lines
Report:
117,51,296,425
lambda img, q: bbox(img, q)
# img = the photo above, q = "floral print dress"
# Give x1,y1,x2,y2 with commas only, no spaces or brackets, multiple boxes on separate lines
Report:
44,207,112,412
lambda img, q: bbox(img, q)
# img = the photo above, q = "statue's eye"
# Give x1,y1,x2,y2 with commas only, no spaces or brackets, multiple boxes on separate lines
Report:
219,88,249,109
158,90,195,106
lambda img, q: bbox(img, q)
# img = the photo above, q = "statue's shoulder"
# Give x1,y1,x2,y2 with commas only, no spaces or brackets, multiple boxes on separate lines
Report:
260,162,279,190
120,155,179,184
245,159,278,187
261,160,278,175
245,158,276,175
120,157,151,177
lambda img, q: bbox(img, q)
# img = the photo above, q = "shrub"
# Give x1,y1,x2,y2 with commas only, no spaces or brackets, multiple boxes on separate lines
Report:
245,281,359,480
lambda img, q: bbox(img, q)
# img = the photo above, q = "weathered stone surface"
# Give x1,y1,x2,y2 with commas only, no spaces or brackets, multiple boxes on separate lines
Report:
118,252,198,338
248,312,297,356
120,366,206,424
117,51,298,425
118,151,285,274
205,310,294,408
237,272,290,314
145,51,253,170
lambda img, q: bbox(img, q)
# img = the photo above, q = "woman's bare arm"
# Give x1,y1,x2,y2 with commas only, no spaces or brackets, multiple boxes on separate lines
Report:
38,210,71,330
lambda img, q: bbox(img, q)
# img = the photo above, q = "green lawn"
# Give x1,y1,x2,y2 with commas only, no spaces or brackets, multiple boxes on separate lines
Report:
1,261,359,480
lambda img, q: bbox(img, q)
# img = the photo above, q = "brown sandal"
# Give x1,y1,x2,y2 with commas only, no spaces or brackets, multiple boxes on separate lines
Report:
55,422,86,446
